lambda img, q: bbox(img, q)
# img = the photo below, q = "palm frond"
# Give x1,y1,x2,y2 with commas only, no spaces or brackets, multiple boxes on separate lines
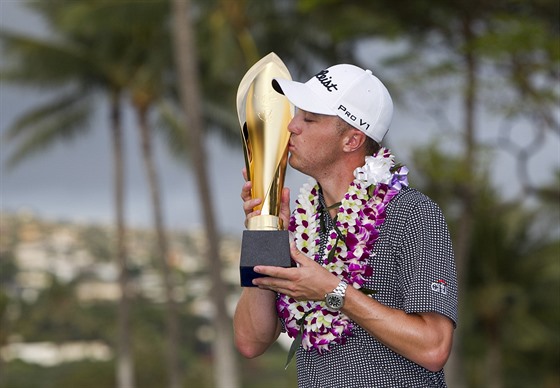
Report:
0,30,97,88
4,91,90,140
155,101,191,163
4,96,93,168
202,100,240,146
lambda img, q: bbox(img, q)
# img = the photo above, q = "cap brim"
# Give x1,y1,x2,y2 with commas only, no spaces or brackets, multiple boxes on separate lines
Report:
272,78,334,116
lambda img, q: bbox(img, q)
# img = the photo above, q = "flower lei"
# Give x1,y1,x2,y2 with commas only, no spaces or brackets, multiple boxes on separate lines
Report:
276,148,409,357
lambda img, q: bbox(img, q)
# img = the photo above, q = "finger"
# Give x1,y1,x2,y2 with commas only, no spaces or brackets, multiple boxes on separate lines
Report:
244,210,262,228
253,274,295,295
281,187,290,209
242,167,248,182
279,187,291,229
252,276,286,288
290,243,312,266
243,198,262,214
241,181,253,201
253,265,293,280
257,284,294,298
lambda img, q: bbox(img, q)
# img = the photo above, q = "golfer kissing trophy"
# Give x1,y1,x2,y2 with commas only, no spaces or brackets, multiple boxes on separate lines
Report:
236,52,294,287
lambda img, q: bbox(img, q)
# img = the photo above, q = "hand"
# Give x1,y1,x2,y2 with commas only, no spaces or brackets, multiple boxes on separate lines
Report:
241,167,262,224
241,167,291,229
252,243,340,301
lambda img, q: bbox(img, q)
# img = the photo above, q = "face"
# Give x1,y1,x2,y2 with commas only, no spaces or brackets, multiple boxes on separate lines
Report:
287,109,348,179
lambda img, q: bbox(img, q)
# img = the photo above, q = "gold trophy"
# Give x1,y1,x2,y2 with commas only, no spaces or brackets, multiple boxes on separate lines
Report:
236,52,294,287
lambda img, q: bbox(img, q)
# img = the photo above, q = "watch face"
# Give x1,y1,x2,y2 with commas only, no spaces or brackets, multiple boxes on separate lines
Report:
326,293,344,310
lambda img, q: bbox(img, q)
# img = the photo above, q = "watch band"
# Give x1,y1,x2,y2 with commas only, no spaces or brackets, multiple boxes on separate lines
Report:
332,280,348,296
324,280,348,311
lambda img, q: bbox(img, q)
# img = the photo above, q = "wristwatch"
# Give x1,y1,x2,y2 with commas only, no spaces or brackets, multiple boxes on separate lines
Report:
325,280,348,311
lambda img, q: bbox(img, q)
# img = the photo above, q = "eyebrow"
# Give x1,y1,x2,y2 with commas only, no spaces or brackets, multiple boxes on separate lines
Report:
303,110,320,119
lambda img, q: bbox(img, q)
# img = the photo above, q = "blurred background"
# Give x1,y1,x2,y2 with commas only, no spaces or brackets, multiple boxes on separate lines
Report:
0,1,558,387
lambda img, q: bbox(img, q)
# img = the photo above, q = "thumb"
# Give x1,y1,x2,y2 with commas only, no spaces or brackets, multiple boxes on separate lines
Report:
280,187,291,229
290,242,312,266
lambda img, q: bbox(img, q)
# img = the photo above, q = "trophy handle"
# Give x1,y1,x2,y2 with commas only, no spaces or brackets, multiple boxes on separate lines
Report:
241,122,251,182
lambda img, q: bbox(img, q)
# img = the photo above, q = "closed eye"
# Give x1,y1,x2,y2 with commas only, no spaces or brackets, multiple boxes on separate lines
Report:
303,112,318,123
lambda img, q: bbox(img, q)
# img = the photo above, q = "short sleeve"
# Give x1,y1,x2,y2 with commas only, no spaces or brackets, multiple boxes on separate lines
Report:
398,198,458,326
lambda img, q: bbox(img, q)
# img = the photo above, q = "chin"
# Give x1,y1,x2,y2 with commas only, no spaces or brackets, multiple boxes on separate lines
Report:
288,156,296,168
289,164,307,177
288,157,301,171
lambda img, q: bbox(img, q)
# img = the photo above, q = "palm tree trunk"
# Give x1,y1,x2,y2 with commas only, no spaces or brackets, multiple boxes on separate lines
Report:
170,0,240,387
486,320,503,388
446,18,478,388
110,90,136,388
136,107,182,388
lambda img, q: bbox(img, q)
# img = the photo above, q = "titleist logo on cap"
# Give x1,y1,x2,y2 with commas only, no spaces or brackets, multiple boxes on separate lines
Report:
314,69,339,92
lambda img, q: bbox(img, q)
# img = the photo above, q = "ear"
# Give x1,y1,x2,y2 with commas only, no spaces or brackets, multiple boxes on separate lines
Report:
342,129,367,153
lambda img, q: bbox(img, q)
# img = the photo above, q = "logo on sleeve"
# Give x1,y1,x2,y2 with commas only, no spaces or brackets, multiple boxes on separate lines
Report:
431,279,448,295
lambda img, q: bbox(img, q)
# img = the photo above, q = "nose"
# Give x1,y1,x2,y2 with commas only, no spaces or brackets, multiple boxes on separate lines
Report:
287,111,302,134
287,117,297,134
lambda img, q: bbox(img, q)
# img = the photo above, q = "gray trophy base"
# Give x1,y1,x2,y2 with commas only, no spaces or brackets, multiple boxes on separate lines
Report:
240,229,292,287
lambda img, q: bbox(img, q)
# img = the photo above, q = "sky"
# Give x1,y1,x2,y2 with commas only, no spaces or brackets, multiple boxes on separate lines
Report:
1,1,559,238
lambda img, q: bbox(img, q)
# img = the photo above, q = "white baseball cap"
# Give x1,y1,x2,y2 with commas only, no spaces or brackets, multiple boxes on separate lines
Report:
272,64,393,143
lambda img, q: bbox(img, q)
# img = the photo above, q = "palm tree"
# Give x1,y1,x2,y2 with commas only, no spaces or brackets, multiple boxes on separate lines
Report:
63,1,189,385
0,3,136,386
132,86,183,388
171,0,241,387
81,2,183,386
463,181,559,386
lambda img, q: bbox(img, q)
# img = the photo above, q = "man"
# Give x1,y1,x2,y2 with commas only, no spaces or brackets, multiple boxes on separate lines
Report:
234,64,458,387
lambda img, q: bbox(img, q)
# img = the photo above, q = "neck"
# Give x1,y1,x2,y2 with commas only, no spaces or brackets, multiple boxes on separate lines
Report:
314,151,367,218
318,171,356,219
